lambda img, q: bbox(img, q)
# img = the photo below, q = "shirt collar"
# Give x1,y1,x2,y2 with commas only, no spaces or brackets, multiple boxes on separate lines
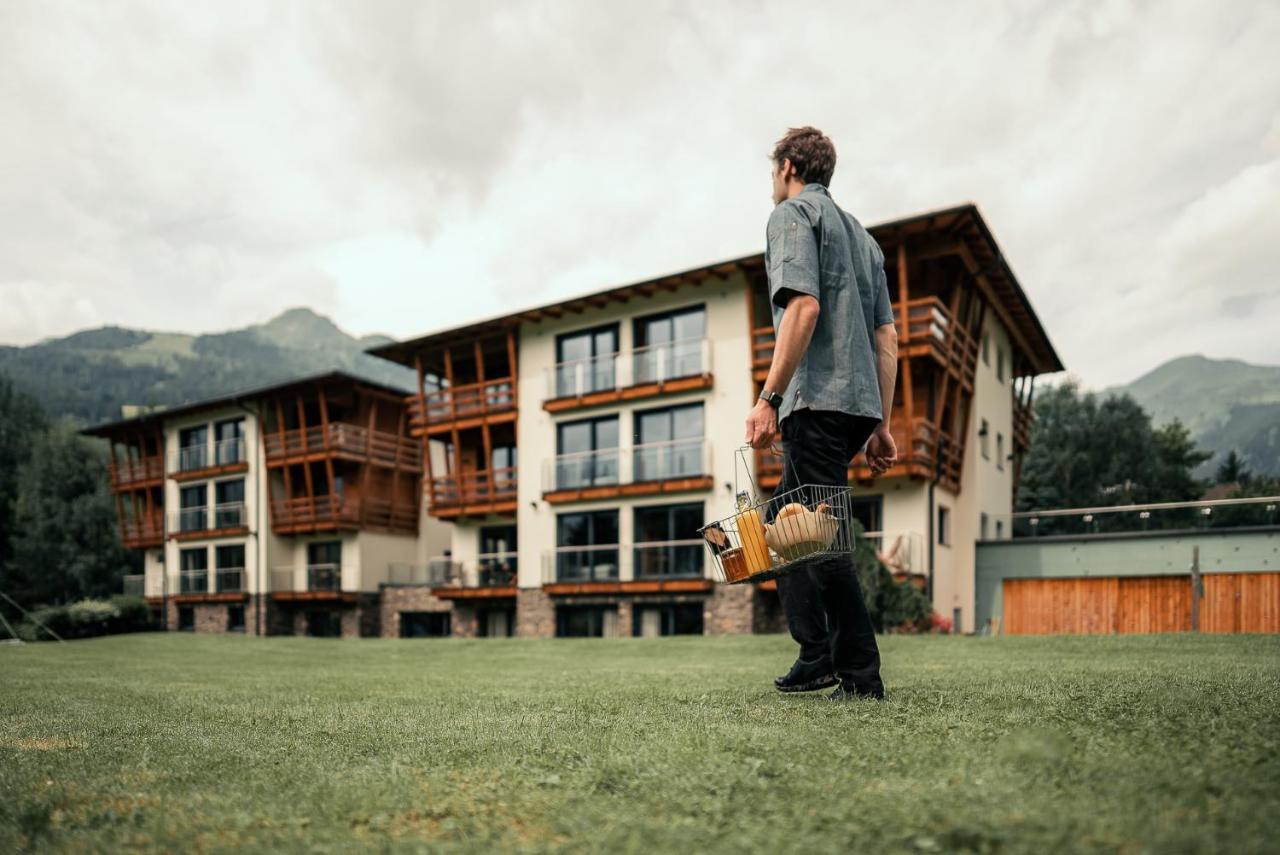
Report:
800,183,830,197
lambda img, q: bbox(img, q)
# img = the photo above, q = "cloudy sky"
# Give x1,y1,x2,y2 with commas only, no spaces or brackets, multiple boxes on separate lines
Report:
2,0,1277,388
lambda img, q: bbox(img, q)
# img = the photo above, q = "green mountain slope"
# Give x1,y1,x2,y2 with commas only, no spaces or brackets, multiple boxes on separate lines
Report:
1107,355,1280,477
0,308,414,426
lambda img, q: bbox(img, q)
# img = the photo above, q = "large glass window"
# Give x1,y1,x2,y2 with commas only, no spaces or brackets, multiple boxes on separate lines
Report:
633,503,703,578
633,404,704,482
179,484,207,532
555,605,617,638
178,547,207,593
634,603,704,637
555,416,619,489
214,479,245,528
555,511,619,582
215,544,245,592
306,541,342,591
634,305,705,383
401,612,451,638
178,425,209,471
555,324,618,397
478,525,518,586
214,418,245,465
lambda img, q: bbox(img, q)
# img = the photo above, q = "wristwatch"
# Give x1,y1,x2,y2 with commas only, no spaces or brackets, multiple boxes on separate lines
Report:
759,389,783,409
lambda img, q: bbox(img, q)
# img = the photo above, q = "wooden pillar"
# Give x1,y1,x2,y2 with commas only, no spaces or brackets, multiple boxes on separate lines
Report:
360,396,376,527
392,408,407,532
443,346,456,421
297,395,316,528
476,340,494,501
317,384,339,524
274,399,290,530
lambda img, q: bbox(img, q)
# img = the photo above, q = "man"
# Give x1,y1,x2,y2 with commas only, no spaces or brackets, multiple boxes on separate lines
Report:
744,126,899,701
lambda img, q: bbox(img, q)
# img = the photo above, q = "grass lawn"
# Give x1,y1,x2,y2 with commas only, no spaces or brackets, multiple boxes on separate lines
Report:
1,633,1278,853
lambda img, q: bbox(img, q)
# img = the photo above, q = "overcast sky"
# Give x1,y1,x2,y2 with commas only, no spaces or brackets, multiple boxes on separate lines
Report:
2,1,1277,388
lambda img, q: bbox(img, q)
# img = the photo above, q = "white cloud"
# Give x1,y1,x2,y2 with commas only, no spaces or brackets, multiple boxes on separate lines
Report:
1,0,1278,388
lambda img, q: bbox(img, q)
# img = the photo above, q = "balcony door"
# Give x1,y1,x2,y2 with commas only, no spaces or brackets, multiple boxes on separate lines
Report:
634,403,703,482
634,305,705,383
179,484,207,532
555,510,619,582
179,547,208,593
179,425,209,471
479,525,517,586
306,541,342,592
214,418,244,465
556,416,618,489
633,502,703,579
555,324,618,397
214,479,245,529
215,544,245,592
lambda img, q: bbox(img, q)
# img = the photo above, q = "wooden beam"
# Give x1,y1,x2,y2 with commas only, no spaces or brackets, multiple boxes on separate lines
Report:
360,395,376,527
442,346,456,421
317,384,339,524
297,395,316,529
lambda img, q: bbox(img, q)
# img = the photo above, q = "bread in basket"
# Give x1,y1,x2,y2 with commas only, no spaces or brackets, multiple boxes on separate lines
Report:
763,502,839,562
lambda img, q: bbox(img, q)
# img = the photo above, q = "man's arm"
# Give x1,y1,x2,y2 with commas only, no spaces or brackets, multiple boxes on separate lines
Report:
874,322,898,432
745,294,819,449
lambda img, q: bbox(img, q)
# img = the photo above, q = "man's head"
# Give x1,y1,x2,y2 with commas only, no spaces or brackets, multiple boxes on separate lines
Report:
771,126,837,205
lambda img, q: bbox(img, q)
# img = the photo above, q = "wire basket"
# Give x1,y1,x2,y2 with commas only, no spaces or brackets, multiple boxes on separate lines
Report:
698,448,857,585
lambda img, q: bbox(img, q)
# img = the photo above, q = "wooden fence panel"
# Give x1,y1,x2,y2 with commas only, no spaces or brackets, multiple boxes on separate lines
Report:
1003,573,1278,635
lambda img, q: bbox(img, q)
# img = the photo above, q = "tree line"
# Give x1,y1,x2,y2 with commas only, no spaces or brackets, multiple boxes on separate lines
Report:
0,375,138,624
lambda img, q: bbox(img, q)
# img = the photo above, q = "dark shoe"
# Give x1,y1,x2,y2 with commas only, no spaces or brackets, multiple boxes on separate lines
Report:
774,658,838,693
827,683,885,701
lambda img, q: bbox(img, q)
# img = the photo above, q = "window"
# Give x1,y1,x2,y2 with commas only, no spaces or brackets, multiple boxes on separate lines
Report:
633,403,704,482
214,418,244,465
937,506,951,546
555,605,617,638
214,479,245,528
996,519,1005,539
179,484,207,532
177,606,194,632
305,609,342,638
555,416,619,489
980,513,989,540
400,611,451,638
982,333,990,365
307,541,342,592
178,547,207,594
556,511,619,582
633,503,704,578
215,544,245,592
179,425,209,471
478,525,518,586
633,305,706,382
849,496,882,534
227,605,245,633
996,347,1005,383
555,324,619,397
478,607,515,637
996,433,1005,471
634,603,704,637
980,419,990,459
491,446,517,493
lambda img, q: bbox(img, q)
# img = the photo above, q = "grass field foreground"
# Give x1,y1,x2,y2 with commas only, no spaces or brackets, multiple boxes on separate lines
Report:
2,633,1278,853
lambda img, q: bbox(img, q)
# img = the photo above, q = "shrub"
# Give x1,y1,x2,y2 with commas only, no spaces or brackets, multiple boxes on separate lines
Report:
17,595,153,641
852,525,933,633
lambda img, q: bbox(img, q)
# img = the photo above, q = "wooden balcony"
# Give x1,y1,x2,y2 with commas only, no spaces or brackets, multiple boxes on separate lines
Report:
270,495,417,534
121,514,164,549
109,456,164,490
751,296,977,385
426,467,518,518
755,418,961,490
408,377,516,435
263,423,422,471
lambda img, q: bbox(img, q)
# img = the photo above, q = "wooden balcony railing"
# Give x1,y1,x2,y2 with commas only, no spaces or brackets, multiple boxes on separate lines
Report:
408,377,516,429
120,514,164,548
427,467,518,515
109,456,164,488
263,423,421,470
271,495,417,532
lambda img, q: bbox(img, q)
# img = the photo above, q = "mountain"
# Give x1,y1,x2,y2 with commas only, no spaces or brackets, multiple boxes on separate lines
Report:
0,308,415,426
1107,355,1280,477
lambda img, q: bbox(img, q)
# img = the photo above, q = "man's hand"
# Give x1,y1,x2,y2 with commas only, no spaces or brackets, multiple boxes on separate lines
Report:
744,399,778,450
864,425,897,476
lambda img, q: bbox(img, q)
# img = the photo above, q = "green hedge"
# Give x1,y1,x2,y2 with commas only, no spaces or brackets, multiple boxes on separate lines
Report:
17,595,155,641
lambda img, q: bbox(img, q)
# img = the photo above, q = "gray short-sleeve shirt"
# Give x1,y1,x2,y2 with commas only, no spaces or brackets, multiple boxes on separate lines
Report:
765,183,894,424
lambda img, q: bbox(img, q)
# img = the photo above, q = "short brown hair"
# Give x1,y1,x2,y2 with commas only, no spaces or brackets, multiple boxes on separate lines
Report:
772,126,837,187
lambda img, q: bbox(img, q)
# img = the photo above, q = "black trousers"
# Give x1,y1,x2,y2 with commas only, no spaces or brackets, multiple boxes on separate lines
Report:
771,409,884,694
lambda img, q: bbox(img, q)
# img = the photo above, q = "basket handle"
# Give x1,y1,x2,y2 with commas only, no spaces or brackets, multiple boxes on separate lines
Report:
734,445,762,501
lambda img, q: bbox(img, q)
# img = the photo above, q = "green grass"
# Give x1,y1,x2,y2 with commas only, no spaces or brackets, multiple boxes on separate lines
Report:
1,634,1278,853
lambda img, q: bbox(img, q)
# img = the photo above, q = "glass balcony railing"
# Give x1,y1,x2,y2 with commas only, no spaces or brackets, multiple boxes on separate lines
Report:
545,338,712,400
544,440,710,493
990,496,1280,540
